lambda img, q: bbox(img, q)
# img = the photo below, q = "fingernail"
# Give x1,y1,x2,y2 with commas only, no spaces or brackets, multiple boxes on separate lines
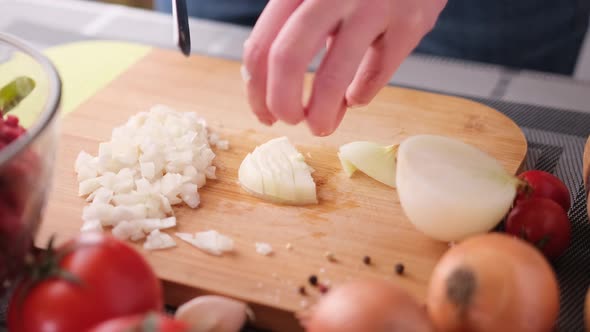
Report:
312,127,333,137
262,119,275,126
348,103,367,109
240,65,252,82
258,115,276,126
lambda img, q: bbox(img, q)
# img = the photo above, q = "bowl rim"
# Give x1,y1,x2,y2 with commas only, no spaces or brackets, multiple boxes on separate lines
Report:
0,32,62,166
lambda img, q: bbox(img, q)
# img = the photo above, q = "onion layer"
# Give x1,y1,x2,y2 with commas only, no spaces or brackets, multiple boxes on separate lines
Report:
338,141,397,187
238,137,317,205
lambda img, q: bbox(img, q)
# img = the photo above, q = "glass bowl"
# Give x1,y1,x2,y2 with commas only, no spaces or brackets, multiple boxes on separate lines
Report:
0,33,61,294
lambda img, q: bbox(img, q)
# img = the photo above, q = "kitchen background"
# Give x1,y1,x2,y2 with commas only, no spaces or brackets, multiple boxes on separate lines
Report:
88,0,590,82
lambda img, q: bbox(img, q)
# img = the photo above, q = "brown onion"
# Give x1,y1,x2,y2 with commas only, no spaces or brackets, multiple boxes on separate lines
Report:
305,278,434,332
426,233,559,332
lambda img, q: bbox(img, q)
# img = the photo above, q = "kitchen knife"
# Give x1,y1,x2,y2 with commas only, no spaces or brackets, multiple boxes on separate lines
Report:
173,0,191,57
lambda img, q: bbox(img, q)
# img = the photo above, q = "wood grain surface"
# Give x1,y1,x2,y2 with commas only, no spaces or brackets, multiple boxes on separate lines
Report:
37,48,527,332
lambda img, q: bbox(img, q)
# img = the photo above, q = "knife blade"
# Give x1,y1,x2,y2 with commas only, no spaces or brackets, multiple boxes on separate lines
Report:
172,0,191,57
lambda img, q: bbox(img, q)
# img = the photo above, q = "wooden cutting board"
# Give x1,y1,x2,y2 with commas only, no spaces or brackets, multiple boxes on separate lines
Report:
37,48,527,332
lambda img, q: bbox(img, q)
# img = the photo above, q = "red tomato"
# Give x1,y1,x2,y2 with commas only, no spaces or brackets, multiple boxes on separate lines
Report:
515,170,571,212
505,198,571,259
8,232,163,332
88,311,190,332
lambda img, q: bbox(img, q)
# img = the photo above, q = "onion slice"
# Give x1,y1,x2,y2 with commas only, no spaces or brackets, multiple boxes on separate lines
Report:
238,137,317,205
338,141,397,187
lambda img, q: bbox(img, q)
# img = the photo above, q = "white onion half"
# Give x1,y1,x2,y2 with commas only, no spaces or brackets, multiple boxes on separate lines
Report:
396,135,519,242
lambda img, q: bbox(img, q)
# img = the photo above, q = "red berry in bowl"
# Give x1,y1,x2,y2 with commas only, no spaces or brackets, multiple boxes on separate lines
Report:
0,113,42,289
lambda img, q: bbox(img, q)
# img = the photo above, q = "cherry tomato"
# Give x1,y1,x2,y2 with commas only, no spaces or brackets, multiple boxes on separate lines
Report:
89,311,190,332
515,170,570,212
505,198,571,259
8,232,163,332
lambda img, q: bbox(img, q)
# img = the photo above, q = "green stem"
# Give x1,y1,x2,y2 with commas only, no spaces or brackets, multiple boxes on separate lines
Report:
0,76,36,114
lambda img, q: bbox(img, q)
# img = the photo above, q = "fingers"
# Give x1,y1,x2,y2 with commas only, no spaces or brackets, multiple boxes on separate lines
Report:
266,0,355,124
243,0,303,125
346,4,441,107
305,8,388,136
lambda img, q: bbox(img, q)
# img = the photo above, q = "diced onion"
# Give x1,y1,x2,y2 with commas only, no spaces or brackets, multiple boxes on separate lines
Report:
144,229,177,250
176,230,234,256
255,242,273,256
74,105,230,250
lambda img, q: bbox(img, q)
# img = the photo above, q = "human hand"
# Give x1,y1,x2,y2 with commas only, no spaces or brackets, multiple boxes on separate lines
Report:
242,0,447,136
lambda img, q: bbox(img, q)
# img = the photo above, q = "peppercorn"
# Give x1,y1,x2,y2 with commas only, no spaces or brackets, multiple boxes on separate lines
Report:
299,286,307,295
324,251,335,261
308,275,318,286
363,256,371,265
395,263,405,275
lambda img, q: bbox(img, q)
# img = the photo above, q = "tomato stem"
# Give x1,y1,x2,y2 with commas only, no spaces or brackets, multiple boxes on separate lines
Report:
56,270,83,286
15,234,85,306
516,179,533,198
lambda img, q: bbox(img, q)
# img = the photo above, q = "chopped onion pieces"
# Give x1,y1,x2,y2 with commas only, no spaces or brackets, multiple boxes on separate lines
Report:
255,242,273,256
176,230,234,256
74,105,229,250
144,230,177,250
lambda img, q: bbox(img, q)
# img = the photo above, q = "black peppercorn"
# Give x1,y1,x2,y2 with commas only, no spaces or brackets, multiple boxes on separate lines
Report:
395,263,405,275
299,286,307,295
308,275,318,286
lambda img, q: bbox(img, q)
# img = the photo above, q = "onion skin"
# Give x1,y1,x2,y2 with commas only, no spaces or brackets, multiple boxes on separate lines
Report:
306,278,435,332
426,233,559,332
